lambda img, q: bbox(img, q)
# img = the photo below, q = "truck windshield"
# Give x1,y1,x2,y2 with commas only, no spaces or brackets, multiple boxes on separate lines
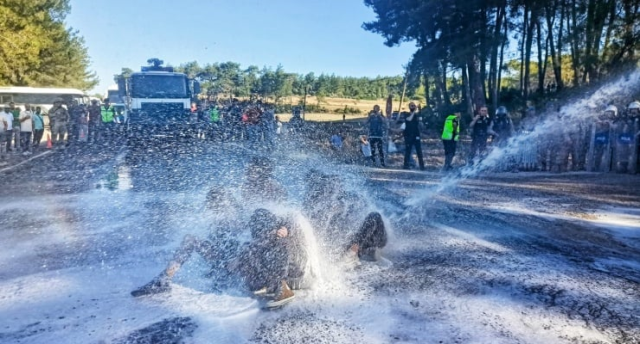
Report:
130,74,187,99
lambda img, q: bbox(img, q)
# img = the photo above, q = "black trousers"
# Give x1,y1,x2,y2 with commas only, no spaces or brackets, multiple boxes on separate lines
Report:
33,129,44,147
403,136,425,169
468,136,487,164
443,139,457,169
370,138,385,164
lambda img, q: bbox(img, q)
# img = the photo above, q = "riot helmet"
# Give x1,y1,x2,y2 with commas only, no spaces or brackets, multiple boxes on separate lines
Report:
627,101,640,118
495,106,508,119
604,105,618,120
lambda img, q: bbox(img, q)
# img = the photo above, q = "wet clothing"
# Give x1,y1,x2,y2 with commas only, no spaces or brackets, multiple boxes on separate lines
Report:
241,177,288,204
347,212,387,259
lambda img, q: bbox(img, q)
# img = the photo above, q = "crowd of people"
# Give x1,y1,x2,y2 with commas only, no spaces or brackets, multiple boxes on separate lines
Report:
0,97,125,159
130,156,388,309
353,100,640,174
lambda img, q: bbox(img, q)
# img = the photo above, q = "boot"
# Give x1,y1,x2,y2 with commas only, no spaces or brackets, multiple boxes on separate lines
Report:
265,281,295,309
131,277,171,297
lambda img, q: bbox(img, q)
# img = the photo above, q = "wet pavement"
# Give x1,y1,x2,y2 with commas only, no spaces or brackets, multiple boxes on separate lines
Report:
0,138,639,343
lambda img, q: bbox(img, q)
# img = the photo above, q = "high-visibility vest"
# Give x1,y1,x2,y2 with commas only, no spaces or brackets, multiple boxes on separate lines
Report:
442,115,459,141
101,106,115,123
210,108,220,122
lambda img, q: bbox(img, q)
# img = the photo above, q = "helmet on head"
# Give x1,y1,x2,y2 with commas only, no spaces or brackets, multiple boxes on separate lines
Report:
496,106,508,117
604,105,618,118
628,101,640,110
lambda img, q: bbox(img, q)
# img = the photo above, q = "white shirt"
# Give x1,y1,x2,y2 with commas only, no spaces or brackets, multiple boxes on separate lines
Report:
0,111,12,131
19,110,33,132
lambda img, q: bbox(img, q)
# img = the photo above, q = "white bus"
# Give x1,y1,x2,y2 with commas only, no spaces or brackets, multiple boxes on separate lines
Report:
0,86,88,113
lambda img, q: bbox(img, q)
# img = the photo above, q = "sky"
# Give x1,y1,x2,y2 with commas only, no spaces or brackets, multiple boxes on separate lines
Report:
66,0,417,94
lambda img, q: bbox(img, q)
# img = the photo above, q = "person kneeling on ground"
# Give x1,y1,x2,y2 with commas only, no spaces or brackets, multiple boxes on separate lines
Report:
131,207,308,308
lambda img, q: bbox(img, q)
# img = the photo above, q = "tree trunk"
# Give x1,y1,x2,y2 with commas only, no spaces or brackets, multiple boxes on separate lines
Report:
524,6,536,104
461,65,473,117
468,54,486,111
441,61,451,106
520,5,529,94
547,0,565,90
497,14,508,108
489,2,505,109
536,19,547,96
569,0,581,86
423,71,431,107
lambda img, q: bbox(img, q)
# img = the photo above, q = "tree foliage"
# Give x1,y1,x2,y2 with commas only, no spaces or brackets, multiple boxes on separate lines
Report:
170,61,407,102
363,0,640,118
0,0,98,90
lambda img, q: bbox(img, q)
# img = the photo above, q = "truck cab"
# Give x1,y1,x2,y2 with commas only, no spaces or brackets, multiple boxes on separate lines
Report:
120,63,200,139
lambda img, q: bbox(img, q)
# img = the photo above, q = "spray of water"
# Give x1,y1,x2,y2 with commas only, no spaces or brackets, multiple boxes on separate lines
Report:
406,70,640,207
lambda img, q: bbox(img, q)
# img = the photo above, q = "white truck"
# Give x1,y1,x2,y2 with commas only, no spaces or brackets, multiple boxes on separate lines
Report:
117,59,201,140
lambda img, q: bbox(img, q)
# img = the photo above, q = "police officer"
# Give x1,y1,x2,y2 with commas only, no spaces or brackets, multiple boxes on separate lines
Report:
588,105,616,172
68,99,86,145
488,106,514,145
49,99,70,149
613,102,636,173
488,106,517,171
628,101,640,174
87,99,101,144
441,112,461,171
100,98,116,142
398,102,425,170
468,105,491,165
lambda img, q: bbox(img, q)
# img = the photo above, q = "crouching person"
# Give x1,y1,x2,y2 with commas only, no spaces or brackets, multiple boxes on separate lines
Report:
343,212,387,265
130,208,308,309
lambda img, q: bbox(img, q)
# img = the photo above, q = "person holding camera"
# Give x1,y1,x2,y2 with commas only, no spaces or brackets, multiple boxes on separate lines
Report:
468,105,491,165
397,102,425,170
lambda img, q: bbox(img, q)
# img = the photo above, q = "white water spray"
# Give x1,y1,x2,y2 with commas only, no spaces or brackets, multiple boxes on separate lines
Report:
407,70,640,207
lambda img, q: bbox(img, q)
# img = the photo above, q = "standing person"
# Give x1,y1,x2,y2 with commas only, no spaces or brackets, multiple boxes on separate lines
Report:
67,100,85,145
87,99,101,144
18,104,33,155
1,106,13,153
48,99,69,149
366,105,387,167
76,105,89,143
488,106,517,171
441,112,461,171
100,98,117,143
275,115,283,136
488,106,515,145
468,106,491,165
0,107,7,160
628,101,640,174
261,104,276,148
397,102,425,170
32,107,45,150
8,102,20,152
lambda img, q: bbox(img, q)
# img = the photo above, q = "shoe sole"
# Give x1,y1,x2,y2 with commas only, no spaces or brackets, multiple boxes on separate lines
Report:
264,295,295,309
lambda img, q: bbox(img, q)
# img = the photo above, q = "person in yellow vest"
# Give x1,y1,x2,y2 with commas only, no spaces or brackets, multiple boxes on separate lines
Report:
100,98,116,142
441,112,461,171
